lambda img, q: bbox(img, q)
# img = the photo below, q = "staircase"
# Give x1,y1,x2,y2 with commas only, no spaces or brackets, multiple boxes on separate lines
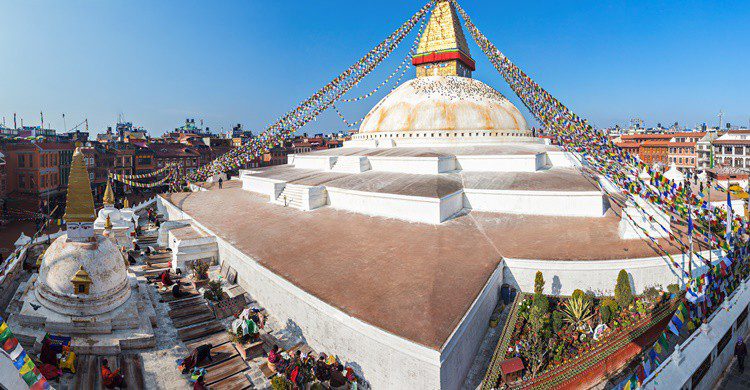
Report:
331,156,369,173
272,185,305,209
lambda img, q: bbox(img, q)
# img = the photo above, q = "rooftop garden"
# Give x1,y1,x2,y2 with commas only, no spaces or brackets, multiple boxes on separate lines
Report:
484,270,681,389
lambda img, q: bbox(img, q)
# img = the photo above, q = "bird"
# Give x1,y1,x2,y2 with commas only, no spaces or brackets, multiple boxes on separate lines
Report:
30,303,41,311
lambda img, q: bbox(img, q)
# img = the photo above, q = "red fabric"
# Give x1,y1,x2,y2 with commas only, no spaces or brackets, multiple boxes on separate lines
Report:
38,364,59,380
160,270,173,286
412,50,476,70
101,366,122,388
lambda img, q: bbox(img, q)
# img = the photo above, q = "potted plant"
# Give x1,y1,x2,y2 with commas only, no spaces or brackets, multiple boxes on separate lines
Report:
191,259,210,286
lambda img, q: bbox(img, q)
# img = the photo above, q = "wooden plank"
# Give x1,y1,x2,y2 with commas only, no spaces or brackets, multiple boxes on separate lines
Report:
172,310,215,329
178,320,224,342
203,356,247,385
260,361,277,379
119,354,145,390
160,288,200,302
197,343,239,368
169,303,212,320
210,371,252,390
168,296,204,310
186,332,231,350
237,340,264,361
72,355,99,390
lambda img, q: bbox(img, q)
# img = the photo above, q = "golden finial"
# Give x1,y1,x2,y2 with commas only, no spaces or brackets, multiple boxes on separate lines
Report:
413,0,474,78
103,180,115,206
105,215,113,230
123,198,130,208
63,145,96,223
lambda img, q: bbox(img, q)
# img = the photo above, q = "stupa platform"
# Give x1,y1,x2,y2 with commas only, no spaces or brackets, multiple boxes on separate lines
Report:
162,185,692,350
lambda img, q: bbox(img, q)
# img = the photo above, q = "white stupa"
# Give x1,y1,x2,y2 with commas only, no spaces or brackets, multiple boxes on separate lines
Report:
6,145,155,354
663,162,686,184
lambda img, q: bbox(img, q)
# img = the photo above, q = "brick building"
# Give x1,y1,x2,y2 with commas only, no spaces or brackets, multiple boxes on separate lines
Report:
639,141,670,167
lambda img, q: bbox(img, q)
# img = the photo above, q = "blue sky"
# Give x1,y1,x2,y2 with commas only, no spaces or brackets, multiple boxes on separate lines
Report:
1,0,748,135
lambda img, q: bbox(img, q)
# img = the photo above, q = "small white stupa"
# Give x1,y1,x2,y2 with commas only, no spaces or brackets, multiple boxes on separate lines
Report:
94,181,135,249
663,162,686,185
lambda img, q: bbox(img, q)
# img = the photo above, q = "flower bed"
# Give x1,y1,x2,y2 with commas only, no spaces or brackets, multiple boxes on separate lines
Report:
481,270,678,389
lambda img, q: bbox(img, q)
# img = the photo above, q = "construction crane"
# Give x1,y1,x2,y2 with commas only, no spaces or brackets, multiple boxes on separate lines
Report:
68,118,89,133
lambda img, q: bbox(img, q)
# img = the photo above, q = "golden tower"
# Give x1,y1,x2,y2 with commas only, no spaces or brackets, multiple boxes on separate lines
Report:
63,144,97,241
103,180,115,206
412,0,475,78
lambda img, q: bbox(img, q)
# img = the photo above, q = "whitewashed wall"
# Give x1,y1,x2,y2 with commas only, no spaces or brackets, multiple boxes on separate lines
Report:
454,154,542,172
326,187,455,224
440,265,503,390
463,189,606,217
504,250,720,296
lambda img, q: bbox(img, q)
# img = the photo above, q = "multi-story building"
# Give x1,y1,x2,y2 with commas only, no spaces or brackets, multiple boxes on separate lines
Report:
667,142,697,171
149,142,203,175
697,131,721,171
2,141,74,208
712,130,750,170
134,146,157,174
639,140,670,167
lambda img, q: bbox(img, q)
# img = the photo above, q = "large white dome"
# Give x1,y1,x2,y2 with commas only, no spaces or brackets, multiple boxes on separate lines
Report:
359,76,528,134
35,234,131,316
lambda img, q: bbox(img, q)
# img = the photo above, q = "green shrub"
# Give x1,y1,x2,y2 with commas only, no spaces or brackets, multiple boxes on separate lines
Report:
271,376,292,390
601,305,612,324
601,297,619,314
571,289,585,300
552,310,564,333
667,283,681,296
614,270,634,309
529,293,549,332
534,271,545,295
642,286,662,303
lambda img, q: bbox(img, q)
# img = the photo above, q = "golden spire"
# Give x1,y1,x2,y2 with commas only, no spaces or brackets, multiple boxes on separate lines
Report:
63,144,96,223
413,0,475,78
103,180,115,206
123,198,130,209
105,215,113,230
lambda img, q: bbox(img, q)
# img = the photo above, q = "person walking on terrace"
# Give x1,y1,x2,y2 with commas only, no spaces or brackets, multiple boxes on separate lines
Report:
736,337,748,373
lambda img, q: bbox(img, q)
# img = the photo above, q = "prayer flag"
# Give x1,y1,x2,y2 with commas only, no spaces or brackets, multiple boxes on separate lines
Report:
13,351,26,369
2,336,18,352
668,320,680,335
19,356,34,375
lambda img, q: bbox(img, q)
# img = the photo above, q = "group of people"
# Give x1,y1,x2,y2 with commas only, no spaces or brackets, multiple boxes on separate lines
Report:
267,345,358,389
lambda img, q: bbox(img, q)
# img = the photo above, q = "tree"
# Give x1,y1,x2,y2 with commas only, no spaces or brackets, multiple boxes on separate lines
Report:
534,271,545,295
614,270,634,309
529,293,550,332
601,305,612,324
521,331,550,376
552,310,564,333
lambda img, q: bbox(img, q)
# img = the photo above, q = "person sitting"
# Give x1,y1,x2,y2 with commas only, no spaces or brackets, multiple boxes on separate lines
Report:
193,375,207,390
59,346,76,373
133,240,140,252
159,269,174,286
182,344,213,374
329,364,348,390
314,353,330,383
267,344,281,370
101,358,127,389
39,337,58,366
172,282,183,299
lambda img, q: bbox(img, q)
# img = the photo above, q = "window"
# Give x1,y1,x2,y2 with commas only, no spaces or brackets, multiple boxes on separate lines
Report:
691,354,712,388
19,174,26,188
89,172,94,181
78,285,85,293
18,154,25,168
41,175,46,188
739,305,749,326
718,327,732,354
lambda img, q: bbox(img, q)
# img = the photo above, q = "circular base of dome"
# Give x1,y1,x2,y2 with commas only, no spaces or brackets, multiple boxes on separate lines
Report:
347,129,541,148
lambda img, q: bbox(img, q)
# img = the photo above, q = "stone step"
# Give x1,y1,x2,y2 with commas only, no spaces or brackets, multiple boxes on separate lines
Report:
204,355,248,385
169,302,212,320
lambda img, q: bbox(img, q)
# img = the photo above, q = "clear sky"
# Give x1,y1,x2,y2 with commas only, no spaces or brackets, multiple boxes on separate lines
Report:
1,0,748,136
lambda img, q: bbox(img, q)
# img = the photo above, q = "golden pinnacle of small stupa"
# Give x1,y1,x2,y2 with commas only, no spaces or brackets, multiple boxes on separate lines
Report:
103,180,115,206
63,142,97,223
105,215,113,230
